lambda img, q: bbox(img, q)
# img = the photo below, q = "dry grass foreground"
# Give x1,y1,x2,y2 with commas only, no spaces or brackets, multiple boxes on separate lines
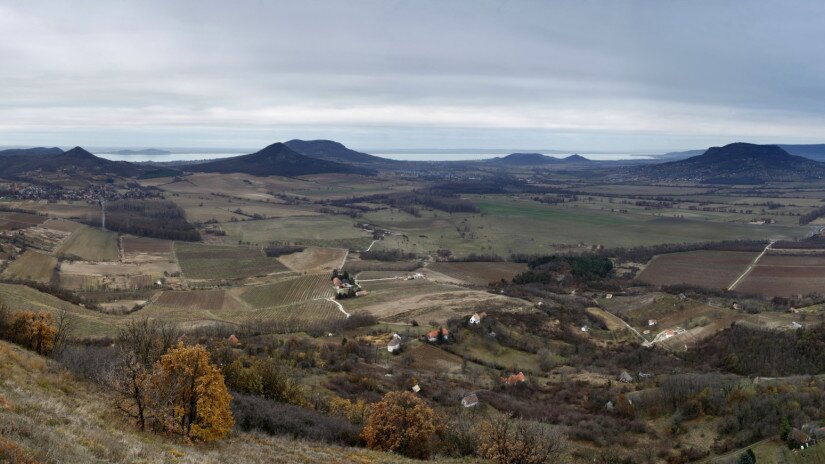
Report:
0,340,479,464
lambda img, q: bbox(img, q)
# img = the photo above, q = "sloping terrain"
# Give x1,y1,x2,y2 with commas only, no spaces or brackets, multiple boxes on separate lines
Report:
0,340,467,464
640,142,825,183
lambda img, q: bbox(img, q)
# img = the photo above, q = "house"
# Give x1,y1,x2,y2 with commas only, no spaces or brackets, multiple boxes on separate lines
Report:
387,334,401,353
605,401,614,411
412,384,421,393
618,371,634,383
469,312,487,324
605,294,613,299
332,276,343,287
648,319,657,326
227,334,240,346
731,302,743,311
788,428,813,448
427,328,448,342
500,372,527,385
461,394,479,408
790,321,803,330
580,325,588,332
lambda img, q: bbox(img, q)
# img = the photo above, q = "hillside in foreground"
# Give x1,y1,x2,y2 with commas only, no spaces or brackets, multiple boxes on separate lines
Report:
0,340,463,464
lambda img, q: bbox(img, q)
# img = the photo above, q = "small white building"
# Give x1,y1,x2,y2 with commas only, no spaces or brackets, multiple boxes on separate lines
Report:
469,312,487,324
387,334,401,353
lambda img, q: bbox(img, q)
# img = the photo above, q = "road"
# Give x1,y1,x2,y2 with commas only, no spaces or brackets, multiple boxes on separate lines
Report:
727,240,774,291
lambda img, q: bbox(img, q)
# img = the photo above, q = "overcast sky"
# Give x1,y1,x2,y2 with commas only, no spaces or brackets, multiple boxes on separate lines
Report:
2,0,825,153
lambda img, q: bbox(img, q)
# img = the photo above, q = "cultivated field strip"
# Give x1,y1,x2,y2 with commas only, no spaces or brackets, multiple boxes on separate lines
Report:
240,274,335,308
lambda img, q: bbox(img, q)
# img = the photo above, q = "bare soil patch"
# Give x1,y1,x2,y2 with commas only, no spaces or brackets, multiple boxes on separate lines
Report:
636,250,757,290
428,262,528,286
277,247,347,273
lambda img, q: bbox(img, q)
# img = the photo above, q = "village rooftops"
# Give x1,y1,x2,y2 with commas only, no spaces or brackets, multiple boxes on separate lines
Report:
427,328,448,342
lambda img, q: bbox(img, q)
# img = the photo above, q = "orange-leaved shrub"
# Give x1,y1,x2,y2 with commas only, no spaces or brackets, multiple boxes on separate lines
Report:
362,391,438,459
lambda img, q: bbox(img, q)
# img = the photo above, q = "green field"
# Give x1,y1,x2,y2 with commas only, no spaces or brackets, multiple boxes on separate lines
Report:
174,242,289,280
362,195,805,257
1,250,57,284
220,216,372,249
56,226,119,261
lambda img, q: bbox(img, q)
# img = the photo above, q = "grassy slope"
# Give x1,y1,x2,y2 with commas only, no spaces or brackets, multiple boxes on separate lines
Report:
0,340,477,464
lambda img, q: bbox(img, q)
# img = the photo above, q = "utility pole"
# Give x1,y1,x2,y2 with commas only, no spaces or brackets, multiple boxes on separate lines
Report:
100,198,106,231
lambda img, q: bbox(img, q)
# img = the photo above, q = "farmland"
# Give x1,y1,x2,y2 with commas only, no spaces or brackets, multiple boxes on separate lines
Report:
220,215,372,249
1,250,57,284
56,226,120,261
636,250,759,290
427,261,527,286
277,246,348,273
0,211,46,230
239,274,335,308
736,253,825,297
175,242,289,280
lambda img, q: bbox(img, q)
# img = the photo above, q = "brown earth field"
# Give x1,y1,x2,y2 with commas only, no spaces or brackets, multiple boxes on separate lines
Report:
277,247,347,273
0,212,46,230
636,250,757,290
121,236,174,255
427,261,528,286
735,265,825,297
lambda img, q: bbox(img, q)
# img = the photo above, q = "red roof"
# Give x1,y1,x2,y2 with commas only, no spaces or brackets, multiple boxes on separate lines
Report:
500,372,526,385
427,328,448,339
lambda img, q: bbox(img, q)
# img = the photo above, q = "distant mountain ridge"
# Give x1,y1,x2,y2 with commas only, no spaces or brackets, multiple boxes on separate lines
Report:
284,139,397,166
188,142,374,177
0,146,152,178
488,152,592,165
0,147,63,157
641,142,825,183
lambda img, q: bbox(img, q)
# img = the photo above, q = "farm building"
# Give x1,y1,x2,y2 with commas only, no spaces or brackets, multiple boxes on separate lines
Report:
427,328,448,342
469,312,486,324
227,334,240,346
500,372,527,385
618,371,633,383
461,394,479,408
387,334,401,353
788,428,813,448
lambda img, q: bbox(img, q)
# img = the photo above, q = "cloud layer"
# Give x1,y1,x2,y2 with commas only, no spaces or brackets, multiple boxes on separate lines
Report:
2,0,825,151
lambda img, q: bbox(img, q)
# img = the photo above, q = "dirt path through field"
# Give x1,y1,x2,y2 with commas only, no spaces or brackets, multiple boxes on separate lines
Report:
728,241,773,290
319,297,350,318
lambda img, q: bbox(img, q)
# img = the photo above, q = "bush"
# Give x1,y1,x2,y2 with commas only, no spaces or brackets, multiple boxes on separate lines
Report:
232,394,362,446
362,391,439,459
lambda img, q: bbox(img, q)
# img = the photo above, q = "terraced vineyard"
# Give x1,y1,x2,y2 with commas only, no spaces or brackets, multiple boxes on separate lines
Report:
240,274,335,308
56,226,119,261
175,242,290,280
1,250,56,284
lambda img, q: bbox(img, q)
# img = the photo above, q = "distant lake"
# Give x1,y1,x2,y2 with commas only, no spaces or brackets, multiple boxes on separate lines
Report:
96,150,653,163
97,153,243,162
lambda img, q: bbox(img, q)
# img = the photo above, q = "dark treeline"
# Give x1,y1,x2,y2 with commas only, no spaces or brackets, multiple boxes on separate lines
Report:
263,245,305,257
328,189,480,216
513,254,613,284
599,240,768,264
690,323,825,376
773,235,825,249
91,199,200,241
359,249,418,261
799,204,825,225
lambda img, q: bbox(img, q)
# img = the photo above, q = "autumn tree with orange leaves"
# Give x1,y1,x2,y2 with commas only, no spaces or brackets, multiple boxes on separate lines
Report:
149,343,234,441
362,391,439,459
9,311,57,355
